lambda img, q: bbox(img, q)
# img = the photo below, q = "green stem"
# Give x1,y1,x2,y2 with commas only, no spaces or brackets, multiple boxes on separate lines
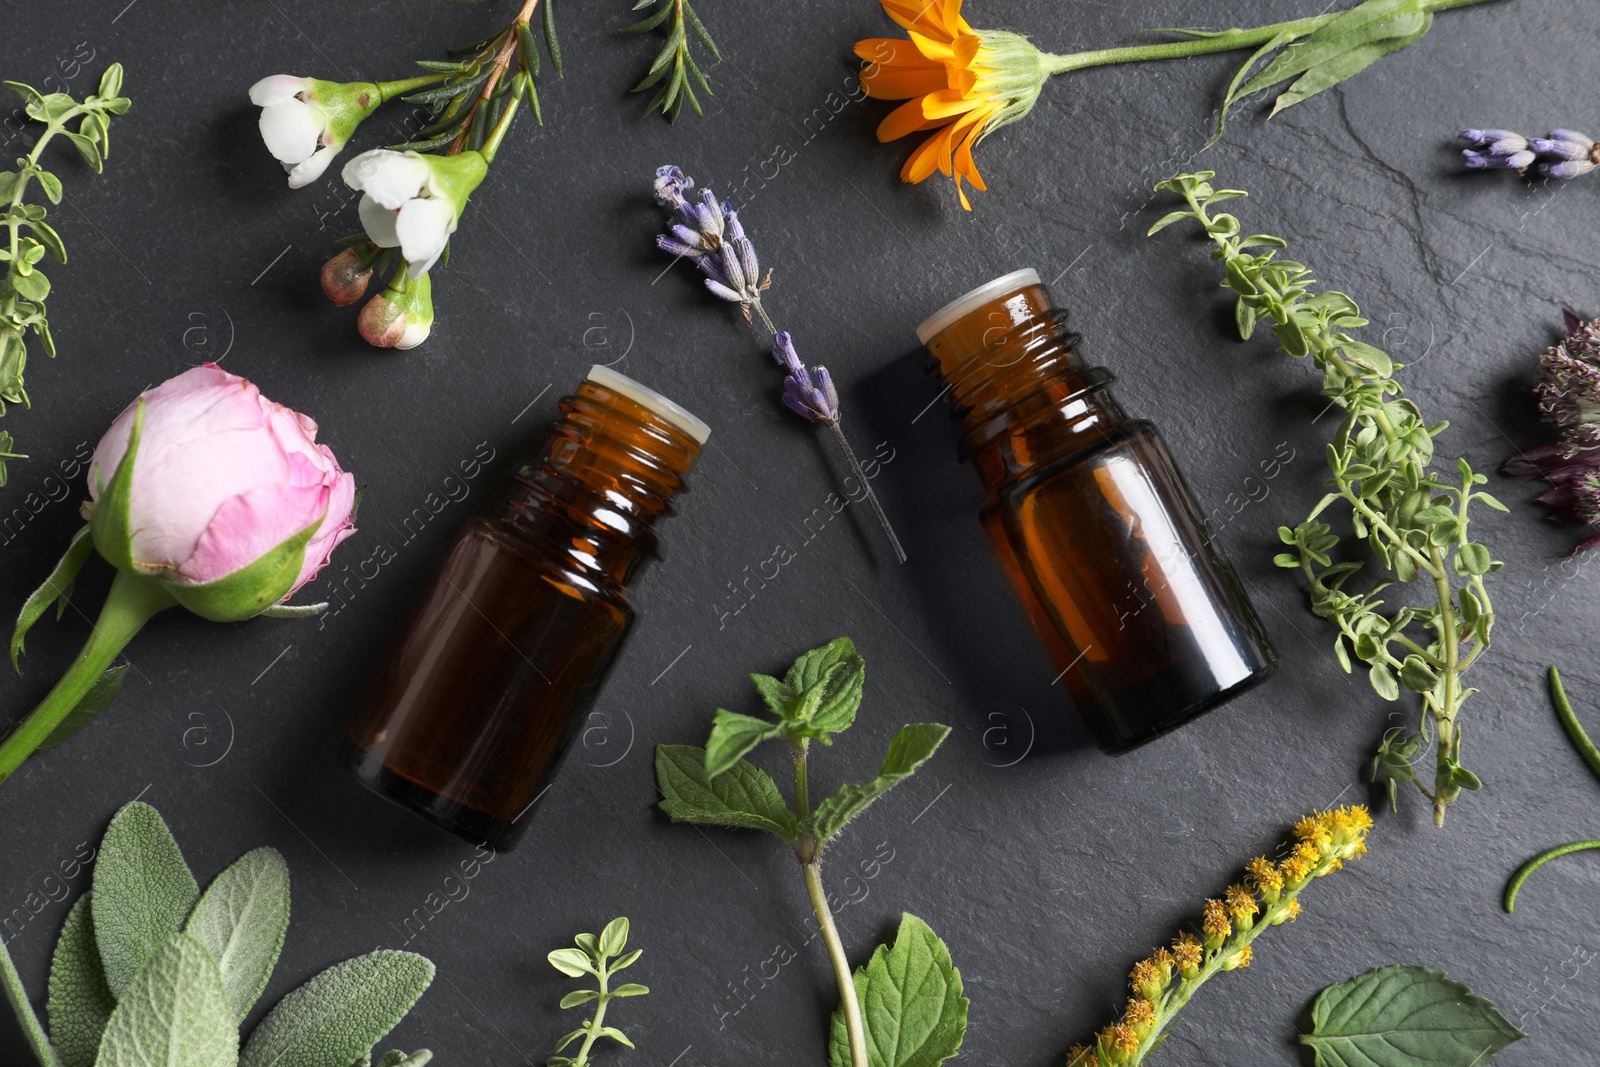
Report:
0,930,62,1067
0,570,174,785
375,73,450,104
1504,840,1600,913
479,86,522,164
4,105,85,328
1039,0,1493,76
1549,666,1600,784
571,962,610,1066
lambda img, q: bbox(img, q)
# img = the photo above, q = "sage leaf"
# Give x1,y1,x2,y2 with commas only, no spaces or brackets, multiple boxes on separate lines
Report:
183,846,291,1022
1300,964,1523,1067
93,801,200,998
808,724,950,844
827,914,966,1067
47,894,115,1067
655,745,797,839
97,933,237,1067
0,931,59,1067
240,950,435,1067
704,709,783,778
38,664,129,752
11,522,94,669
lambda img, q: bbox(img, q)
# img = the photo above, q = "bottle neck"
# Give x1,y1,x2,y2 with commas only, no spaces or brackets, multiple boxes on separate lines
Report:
495,379,702,588
924,282,1124,487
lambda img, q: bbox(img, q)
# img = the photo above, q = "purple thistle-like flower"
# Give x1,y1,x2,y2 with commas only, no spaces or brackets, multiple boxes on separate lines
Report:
774,332,839,424
1505,310,1600,552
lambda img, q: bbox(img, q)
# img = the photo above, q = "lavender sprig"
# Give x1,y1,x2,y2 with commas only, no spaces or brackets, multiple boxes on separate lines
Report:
1503,309,1600,554
652,165,907,564
1460,128,1598,179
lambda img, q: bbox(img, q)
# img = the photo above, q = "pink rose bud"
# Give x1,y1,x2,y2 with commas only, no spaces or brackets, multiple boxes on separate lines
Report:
83,364,357,617
321,246,374,307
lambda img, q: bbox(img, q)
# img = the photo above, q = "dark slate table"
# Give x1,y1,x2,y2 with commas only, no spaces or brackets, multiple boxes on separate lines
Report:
2,1,1595,1064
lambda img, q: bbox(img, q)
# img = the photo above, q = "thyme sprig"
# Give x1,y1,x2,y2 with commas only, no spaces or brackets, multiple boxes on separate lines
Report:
545,918,648,1067
0,63,129,486
623,0,721,121
1150,171,1505,827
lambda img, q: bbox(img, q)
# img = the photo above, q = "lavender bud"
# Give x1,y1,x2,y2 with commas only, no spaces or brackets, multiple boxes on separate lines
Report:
735,237,759,288
704,278,743,303
654,165,692,209
774,331,804,373
1506,149,1537,171
1549,129,1596,149
1544,159,1597,180
726,209,747,243
720,241,746,293
1488,133,1530,155
1459,129,1489,145
1531,137,1592,161
698,252,727,288
696,190,726,242
814,365,840,418
657,234,701,259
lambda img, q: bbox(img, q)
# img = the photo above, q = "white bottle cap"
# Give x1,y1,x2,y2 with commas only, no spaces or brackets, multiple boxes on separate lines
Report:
915,268,1043,345
586,365,712,445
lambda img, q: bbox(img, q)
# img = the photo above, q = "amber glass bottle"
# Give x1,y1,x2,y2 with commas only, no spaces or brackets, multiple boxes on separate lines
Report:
344,366,709,849
919,270,1275,752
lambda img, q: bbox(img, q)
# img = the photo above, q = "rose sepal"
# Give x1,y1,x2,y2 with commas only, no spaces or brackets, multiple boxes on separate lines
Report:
166,512,325,623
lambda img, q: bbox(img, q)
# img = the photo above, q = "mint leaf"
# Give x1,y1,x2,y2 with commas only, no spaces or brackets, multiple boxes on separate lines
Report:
1301,965,1524,1067
828,913,967,1067
782,637,865,737
655,745,797,839
38,664,129,752
97,933,237,1067
48,894,116,1067
184,846,291,1022
704,709,784,778
93,801,200,998
240,950,435,1067
11,522,94,669
808,724,949,844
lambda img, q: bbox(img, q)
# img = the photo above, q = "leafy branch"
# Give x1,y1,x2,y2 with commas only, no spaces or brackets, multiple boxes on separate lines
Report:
545,918,648,1067
0,63,129,486
654,637,966,1067
1150,171,1504,827
623,0,720,120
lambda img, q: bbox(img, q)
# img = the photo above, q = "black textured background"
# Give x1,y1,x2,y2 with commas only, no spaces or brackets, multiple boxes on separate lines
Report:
1,2,1597,1065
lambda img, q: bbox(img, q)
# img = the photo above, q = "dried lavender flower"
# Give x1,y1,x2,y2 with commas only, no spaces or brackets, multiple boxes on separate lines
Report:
1503,310,1600,553
1461,128,1599,179
651,165,906,563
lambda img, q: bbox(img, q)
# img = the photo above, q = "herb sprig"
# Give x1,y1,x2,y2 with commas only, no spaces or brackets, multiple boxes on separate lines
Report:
545,918,648,1067
1150,171,1505,827
0,802,434,1067
623,0,721,121
0,63,129,486
654,637,966,1067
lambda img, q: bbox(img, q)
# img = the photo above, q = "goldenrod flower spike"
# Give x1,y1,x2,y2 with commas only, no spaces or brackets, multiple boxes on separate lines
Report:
1068,808,1372,1065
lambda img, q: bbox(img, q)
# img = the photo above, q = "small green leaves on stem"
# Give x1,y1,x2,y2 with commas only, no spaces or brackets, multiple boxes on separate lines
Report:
545,918,648,1066
653,638,963,1067
623,0,721,120
1151,170,1502,827
1301,965,1522,1066
0,63,130,484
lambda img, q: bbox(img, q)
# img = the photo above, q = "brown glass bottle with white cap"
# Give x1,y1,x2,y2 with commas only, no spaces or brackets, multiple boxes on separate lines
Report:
344,366,711,849
918,269,1275,752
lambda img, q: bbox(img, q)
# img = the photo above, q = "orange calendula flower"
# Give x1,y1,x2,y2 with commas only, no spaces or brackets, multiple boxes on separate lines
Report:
854,0,1049,209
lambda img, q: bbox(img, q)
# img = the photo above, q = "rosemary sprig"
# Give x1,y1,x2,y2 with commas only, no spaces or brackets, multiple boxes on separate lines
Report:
0,63,129,486
1151,171,1505,828
623,0,721,121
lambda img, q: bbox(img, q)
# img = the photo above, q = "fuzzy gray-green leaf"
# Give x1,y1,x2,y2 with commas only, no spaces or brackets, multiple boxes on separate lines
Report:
93,801,200,998
47,893,116,1067
1300,964,1523,1066
97,933,237,1067
239,950,435,1067
184,846,291,1022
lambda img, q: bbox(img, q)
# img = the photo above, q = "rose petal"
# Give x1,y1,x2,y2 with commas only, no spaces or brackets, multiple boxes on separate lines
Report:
249,74,308,107
395,197,455,277
175,480,332,586
358,193,402,248
258,99,325,166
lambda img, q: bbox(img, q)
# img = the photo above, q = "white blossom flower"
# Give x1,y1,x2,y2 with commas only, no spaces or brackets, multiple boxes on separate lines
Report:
341,149,487,279
250,75,377,189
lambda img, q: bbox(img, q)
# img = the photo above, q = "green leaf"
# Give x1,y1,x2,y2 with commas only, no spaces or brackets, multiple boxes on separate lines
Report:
610,983,649,997
99,63,124,98
828,914,967,1067
240,950,435,1067
1237,0,1429,107
12,523,95,669
48,894,117,1067
38,663,129,751
1453,542,1492,576
12,268,49,301
183,846,291,1022
97,933,237,1067
808,724,950,844
1398,655,1438,694
704,708,783,777
598,916,628,957
654,745,798,839
89,399,144,573
1300,964,1523,1066
29,219,66,264
1368,662,1400,701
547,948,591,978
93,801,201,999
558,989,599,1008
1272,14,1433,116
778,637,866,737
35,170,62,205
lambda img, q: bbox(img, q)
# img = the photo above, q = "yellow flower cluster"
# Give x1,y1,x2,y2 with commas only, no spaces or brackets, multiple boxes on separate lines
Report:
1065,807,1372,1067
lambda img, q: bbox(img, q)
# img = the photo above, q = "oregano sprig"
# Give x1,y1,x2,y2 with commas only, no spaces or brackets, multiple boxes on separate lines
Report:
545,918,648,1067
0,63,130,485
654,637,967,1067
1150,171,1505,827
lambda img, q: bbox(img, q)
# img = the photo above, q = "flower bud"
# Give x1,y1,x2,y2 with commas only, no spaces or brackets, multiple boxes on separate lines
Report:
359,272,433,350
321,246,374,307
